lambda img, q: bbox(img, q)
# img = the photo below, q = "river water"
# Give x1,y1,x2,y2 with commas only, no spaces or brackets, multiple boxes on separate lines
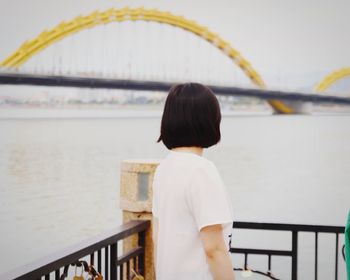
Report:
0,111,349,279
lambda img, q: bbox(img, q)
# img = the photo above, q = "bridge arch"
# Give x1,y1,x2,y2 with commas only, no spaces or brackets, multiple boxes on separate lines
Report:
315,67,350,92
0,7,293,113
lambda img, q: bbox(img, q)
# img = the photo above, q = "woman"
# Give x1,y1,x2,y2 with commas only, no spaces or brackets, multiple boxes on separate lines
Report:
152,83,235,280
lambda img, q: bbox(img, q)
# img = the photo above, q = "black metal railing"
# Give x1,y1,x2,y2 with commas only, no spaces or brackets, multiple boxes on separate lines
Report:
0,220,150,280
1,219,345,280
230,221,345,280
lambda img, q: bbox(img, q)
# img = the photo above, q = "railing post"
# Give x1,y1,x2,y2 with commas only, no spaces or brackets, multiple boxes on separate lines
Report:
111,244,117,280
120,160,160,280
138,230,146,276
292,231,298,280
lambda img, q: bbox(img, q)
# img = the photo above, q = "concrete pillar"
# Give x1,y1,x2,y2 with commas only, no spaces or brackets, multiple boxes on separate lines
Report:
120,159,160,280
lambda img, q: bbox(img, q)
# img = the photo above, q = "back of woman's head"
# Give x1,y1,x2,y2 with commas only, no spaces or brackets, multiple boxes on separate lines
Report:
157,83,221,150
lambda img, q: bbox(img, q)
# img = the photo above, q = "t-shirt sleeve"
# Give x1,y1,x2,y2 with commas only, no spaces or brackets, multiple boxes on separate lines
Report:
187,161,234,231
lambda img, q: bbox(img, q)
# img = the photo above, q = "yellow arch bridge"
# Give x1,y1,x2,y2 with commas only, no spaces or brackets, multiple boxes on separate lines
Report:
0,7,349,113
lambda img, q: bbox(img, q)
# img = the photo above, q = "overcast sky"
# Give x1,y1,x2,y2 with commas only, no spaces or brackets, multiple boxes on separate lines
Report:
0,0,349,89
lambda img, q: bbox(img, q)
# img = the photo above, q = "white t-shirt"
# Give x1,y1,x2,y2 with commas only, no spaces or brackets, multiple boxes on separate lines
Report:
152,150,234,280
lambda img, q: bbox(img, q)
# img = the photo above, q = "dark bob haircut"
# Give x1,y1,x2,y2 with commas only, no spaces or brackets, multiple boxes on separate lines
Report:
157,83,221,149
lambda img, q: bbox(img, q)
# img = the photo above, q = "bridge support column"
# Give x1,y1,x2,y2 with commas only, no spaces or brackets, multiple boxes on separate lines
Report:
120,159,159,280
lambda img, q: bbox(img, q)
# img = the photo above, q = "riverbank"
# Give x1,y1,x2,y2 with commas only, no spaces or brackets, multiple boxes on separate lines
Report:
0,107,273,119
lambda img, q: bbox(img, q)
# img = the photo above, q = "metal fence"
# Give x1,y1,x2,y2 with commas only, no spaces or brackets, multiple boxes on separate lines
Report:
1,220,345,280
0,220,149,280
231,221,345,280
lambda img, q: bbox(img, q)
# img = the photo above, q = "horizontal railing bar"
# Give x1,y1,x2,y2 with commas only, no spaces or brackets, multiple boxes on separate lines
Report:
0,72,350,105
230,248,293,256
1,220,150,280
233,221,345,233
117,247,143,266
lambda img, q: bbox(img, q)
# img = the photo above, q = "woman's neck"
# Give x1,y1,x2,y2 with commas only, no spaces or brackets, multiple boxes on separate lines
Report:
171,146,203,156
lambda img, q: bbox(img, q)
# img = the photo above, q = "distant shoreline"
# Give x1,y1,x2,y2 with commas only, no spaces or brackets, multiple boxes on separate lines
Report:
1,107,349,119
0,107,273,119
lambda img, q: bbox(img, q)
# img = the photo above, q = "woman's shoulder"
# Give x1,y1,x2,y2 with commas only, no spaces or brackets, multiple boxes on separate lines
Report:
170,150,215,166
156,151,217,172
194,157,220,177
174,153,219,176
